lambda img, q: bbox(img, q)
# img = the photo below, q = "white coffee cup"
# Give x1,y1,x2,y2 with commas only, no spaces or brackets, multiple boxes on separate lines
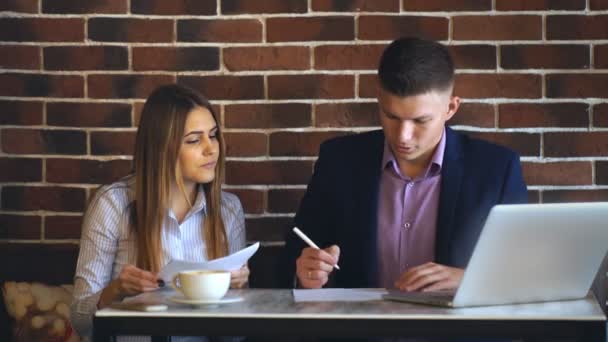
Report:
171,270,230,301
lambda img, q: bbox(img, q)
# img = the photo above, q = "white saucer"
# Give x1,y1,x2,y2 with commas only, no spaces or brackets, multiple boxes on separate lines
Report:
168,295,244,305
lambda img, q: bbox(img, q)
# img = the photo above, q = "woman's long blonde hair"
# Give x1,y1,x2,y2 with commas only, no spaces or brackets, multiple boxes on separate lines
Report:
132,84,228,272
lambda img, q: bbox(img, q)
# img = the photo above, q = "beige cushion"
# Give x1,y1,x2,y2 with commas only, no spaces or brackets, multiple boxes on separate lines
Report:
2,281,80,342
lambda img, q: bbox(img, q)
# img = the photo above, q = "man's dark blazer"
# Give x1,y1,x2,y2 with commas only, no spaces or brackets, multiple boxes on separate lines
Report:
281,126,528,288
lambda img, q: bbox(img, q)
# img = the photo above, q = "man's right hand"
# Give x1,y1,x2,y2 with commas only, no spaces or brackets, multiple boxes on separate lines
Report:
296,245,340,288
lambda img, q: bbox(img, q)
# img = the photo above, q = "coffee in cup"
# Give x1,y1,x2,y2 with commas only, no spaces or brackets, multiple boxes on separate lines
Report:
171,270,230,301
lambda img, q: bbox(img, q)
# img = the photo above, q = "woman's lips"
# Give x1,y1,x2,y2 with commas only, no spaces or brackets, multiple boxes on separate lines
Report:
201,161,217,169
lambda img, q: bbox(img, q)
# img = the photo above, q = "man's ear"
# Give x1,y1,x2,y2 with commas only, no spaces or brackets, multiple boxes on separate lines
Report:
446,96,461,121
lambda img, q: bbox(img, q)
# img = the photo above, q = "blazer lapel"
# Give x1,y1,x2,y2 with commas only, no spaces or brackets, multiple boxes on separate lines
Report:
435,127,464,265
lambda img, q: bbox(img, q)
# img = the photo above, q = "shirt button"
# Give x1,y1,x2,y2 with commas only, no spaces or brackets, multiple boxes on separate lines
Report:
403,222,411,229
407,183,414,188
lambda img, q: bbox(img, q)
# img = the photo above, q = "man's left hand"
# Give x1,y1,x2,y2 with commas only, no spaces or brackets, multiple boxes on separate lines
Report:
394,262,464,292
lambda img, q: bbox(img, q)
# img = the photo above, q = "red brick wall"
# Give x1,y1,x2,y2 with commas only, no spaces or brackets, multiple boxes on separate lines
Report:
1,0,607,286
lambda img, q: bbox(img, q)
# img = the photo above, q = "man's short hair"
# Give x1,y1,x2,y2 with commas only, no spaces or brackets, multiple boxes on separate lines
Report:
378,37,454,97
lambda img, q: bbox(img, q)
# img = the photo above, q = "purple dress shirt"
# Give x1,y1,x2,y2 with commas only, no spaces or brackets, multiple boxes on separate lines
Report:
377,130,446,289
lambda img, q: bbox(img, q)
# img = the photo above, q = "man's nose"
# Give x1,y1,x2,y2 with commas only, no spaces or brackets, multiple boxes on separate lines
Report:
399,121,414,141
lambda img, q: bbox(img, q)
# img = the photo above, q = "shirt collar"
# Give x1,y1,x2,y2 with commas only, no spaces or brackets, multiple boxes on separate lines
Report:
381,128,446,179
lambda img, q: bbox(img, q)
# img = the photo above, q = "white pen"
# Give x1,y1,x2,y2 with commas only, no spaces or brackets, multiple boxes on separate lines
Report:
292,227,340,270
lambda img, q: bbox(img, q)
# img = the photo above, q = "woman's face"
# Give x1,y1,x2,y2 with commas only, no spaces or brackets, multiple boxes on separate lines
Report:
178,106,220,187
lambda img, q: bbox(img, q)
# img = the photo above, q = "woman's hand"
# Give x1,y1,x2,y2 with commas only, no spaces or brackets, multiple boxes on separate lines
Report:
230,264,250,289
98,264,160,308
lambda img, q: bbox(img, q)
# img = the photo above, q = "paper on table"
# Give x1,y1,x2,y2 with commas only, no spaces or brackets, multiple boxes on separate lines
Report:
293,288,387,302
158,242,260,282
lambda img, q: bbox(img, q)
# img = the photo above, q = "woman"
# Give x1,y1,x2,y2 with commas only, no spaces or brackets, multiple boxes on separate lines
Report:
71,84,249,341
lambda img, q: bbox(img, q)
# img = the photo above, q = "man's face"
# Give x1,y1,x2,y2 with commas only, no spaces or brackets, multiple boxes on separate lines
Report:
378,87,460,170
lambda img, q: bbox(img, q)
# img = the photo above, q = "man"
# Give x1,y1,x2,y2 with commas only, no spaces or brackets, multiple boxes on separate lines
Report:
282,37,528,291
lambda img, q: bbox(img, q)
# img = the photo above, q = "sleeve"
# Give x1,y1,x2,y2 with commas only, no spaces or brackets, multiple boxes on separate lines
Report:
223,192,246,254
499,151,529,204
70,188,122,338
280,141,336,288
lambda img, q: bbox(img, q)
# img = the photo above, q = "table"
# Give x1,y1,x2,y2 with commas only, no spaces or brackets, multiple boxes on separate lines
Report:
93,289,606,341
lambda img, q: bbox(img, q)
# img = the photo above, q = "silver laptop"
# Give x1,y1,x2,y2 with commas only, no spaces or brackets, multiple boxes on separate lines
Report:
383,202,608,307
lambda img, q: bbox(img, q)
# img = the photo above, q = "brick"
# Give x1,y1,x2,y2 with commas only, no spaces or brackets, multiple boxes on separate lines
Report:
546,74,608,98
47,102,131,127
501,45,589,69
597,161,608,185
268,75,354,99
225,103,312,129
591,0,608,9
133,102,145,127
500,103,589,128
224,132,267,157
315,44,384,70
461,131,540,157
449,103,495,128
224,46,310,71
0,18,84,42
313,0,398,11
222,0,307,14
594,45,608,69
0,101,42,125
47,158,132,184
132,0,215,14
358,15,448,41
88,74,175,99
0,73,83,98
522,162,592,186
403,0,491,11
45,215,83,239
270,131,350,156
543,190,608,203
44,46,128,71
267,17,354,42
268,189,306,213
0,45,40,69
2,129,86,155
455,74,541,99
0,158,42,182
453,16,542,40
359,74,378,98
0,215,40,240
1,186,85,212
178,19,262,43
496,0,585,10
89,18,173,43
547,15,608,40
91,131,136,155
450,45,496,70
246,216,292,242
133,47,219,71
225,160,313,185
178,76,263,100
545,132,608,157
1,0,38,12
528,190,540,204
43,0,127,13
594,104,608,127
226,189,265,214
316,102,379,127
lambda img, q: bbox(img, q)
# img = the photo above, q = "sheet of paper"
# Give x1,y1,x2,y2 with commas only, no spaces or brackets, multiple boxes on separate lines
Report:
158,242,260,282
293,288,388,302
